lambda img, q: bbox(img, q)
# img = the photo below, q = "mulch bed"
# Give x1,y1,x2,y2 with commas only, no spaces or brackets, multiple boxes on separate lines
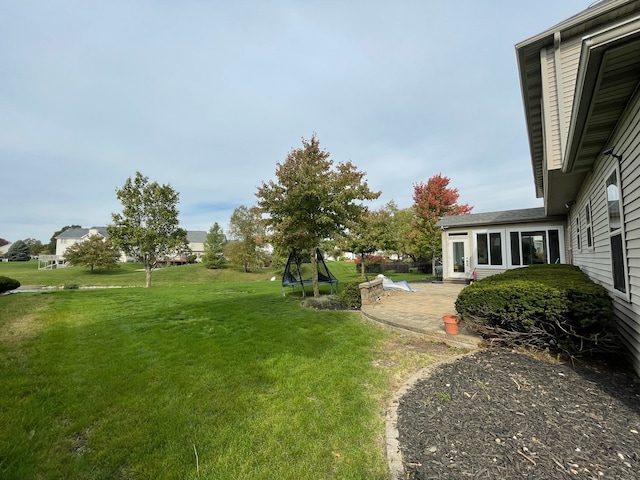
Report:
397,349,640,479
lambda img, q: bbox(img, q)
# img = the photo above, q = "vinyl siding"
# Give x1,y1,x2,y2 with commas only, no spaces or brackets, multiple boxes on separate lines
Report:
559,36,582,146
571,90,640,373
540,36,582,172
474,267,506,281
541,47,563,170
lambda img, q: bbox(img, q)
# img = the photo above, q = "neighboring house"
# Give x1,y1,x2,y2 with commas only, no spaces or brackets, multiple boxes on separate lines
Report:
56,227,108,257
53,226,206,264
37,227,111,269
187,230,206,262
439,0,640,374
436,208,567,282
0,242,11,257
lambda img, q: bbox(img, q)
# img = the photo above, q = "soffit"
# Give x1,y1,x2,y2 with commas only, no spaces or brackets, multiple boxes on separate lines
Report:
566,37,640,173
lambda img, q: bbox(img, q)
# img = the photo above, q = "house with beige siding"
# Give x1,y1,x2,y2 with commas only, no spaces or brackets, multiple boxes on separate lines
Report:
186,230,207,262
518,0,640,375
51,227,207,266
56,227,109,258
438,0,640,374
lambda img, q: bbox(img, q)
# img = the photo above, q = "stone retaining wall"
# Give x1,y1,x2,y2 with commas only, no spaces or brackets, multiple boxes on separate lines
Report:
359,277,384,305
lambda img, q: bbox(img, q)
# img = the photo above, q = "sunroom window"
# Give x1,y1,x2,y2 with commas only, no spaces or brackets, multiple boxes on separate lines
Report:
509,229,561,266
476,232,503,266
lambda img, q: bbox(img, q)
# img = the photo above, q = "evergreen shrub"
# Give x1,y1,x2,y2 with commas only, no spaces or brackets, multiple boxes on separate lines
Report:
337,281,362,309
455,264,618,355
0,276,20,293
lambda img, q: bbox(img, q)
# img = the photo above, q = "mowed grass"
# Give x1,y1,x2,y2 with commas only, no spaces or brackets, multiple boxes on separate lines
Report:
0,259,430,289
0,262,453,479
0,260,283,288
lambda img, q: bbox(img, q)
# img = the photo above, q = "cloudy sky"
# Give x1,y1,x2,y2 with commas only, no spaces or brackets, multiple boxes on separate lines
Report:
1,0,591,243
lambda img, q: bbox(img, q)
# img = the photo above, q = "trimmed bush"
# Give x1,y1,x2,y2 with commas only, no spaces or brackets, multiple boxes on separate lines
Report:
337,281,362,310
455,264,618,356
0,276,21,294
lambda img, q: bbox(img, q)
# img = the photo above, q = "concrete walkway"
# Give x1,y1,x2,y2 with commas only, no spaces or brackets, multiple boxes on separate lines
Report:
360,281,482,349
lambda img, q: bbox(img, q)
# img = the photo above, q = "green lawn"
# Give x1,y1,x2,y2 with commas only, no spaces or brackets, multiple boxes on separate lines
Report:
0,259,431,289
0,261,450,479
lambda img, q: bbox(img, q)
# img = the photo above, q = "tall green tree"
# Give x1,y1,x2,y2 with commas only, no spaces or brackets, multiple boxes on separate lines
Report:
46,225,81,254
7,240,30,261
23,238,44,256
108,172,188,287
226,206,266,272
257,134,380,297
63,235,120,272
340,207,390,278
386,203,416,261
202,222,227,269
411,173,472,264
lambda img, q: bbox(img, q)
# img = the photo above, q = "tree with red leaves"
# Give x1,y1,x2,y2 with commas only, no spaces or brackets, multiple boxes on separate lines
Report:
410,173,472,264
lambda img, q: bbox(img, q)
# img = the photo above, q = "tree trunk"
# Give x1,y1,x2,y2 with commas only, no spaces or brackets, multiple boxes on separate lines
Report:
145,265,152,288
360,252,366,278
311,247,320,298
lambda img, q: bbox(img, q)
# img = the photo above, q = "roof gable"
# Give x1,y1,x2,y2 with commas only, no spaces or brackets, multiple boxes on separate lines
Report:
56,227,108,239
186,231,207,243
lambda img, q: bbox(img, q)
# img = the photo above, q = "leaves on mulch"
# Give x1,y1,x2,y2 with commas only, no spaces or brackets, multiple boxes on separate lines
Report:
397,349,640,479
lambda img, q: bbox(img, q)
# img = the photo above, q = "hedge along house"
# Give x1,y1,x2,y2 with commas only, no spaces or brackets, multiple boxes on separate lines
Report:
435,207,567,282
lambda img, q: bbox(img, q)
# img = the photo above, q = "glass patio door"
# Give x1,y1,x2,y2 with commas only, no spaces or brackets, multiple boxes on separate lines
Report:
448,237,469,280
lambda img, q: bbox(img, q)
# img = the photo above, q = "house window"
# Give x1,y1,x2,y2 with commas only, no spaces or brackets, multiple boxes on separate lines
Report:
549,230,560,264
584,202,593,249
510,232,521,266
490,233,503,266
476,232,503,266
509,229,561,266
522,231,547,265
605,168,627,294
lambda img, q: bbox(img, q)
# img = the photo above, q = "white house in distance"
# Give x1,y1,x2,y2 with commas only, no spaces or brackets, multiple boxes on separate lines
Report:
437,0,640,375
185,230,207,262
55,227,109,258
39,226,208,268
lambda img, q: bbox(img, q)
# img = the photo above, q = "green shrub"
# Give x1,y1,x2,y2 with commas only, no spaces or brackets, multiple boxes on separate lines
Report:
455,264,618,355
337,281,362,310
0,276,21,293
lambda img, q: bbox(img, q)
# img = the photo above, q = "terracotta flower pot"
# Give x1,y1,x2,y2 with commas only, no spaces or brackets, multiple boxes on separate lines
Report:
443,314,460,335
